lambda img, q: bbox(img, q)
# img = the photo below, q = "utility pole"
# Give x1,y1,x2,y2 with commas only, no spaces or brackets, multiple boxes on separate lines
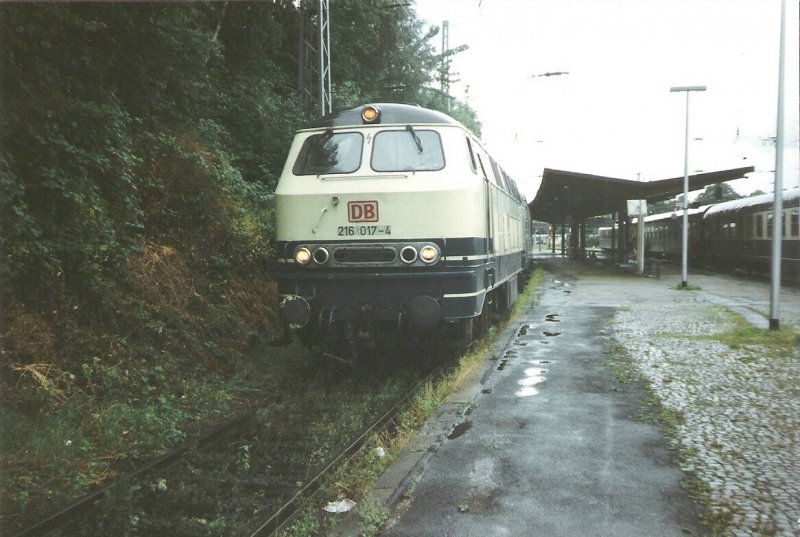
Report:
769,0,786,330
440,20,451,111
297,1,306,106
319,0,332,115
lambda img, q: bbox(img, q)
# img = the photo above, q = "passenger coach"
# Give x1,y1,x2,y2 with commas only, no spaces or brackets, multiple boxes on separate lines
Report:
632,187,799,280
274,103,531,359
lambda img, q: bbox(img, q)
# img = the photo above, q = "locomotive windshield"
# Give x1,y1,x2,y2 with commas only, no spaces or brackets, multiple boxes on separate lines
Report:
371,129,445,172
293,131,363,175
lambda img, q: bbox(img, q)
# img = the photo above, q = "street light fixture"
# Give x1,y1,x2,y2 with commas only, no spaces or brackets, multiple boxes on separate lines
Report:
670,85,706,288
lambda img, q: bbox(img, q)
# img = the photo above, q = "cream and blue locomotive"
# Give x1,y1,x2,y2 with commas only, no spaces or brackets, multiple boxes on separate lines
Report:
274,103,531,359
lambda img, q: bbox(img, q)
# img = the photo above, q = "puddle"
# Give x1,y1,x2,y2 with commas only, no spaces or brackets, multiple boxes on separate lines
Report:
498,349,519,369
519,367,547,386
542,331,561,337
447,420,472,440
481,388,492,394
515,367,548,398
545,314,561,322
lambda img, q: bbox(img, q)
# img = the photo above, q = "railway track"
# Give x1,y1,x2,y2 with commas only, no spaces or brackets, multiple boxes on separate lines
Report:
13,353,448,537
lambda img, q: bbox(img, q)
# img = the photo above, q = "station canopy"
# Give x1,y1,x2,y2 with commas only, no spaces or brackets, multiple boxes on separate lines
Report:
530,166,755,223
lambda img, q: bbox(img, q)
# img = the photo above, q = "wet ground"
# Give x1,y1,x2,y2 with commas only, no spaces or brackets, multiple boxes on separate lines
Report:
332,256,800,537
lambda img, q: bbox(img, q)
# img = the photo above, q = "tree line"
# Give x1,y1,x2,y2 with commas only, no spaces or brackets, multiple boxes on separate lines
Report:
0,5,479,526
0,1,478,369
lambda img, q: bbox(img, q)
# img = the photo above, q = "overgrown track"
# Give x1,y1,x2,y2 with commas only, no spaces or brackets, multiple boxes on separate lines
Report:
13,352,447,537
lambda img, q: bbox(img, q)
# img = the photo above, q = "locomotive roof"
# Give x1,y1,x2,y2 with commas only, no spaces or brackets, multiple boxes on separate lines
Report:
301,103,463,130
703,186,800,218
631,206,708,224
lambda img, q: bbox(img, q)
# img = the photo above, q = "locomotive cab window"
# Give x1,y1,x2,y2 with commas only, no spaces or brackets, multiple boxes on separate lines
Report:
371,129,445,172
293,131,363,175
465,137,477,173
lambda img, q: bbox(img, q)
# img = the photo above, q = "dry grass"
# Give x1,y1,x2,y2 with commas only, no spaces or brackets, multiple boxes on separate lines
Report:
9,362,68,403
128,244,199,311
1,302,56,364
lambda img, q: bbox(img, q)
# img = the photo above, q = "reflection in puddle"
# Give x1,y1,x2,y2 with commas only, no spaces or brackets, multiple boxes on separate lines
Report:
519,368,546,385
515,366,548,397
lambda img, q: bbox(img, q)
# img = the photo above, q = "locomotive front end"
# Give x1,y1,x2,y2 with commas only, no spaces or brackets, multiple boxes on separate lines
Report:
274,103,531,360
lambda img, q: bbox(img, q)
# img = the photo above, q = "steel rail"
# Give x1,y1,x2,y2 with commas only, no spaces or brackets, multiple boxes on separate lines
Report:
248,364,444,536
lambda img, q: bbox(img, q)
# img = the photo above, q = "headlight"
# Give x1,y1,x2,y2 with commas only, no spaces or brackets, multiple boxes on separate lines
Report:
294,247,312,266
313,247,330,265
361,105,381,124
419,245,439,264
400,246,418,264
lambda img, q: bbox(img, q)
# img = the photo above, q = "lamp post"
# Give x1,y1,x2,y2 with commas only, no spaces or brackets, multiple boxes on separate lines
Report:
670,85,706,288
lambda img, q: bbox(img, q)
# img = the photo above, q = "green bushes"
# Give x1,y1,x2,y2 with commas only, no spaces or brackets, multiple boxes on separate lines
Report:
0,2,478,531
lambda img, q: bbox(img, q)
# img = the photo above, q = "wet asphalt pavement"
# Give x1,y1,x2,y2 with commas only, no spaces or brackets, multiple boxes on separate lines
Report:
332,257,799,537
374,270,704,537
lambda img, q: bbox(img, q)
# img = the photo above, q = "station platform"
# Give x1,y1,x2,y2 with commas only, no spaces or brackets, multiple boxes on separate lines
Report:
332,257,800,536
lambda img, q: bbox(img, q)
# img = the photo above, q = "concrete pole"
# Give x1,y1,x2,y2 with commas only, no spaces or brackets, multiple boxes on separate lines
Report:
769,0,786,330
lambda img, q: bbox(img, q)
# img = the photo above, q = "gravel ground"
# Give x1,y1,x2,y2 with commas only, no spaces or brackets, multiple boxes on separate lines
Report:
605,264,800,537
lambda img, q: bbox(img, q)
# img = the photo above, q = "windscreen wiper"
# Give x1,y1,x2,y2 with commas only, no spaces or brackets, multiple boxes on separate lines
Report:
406,124,423,153
314,128,334,147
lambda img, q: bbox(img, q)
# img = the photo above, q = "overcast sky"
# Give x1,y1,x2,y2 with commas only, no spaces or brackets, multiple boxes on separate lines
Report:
414,0,800,200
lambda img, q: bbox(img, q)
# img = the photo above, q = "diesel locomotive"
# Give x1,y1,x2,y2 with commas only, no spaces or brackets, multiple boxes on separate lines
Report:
274,103,532,360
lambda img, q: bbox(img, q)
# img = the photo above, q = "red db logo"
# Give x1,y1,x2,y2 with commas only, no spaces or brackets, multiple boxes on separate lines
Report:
348,201,379,222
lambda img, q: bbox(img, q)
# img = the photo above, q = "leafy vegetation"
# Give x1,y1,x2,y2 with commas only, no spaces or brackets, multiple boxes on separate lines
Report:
0,1,478,532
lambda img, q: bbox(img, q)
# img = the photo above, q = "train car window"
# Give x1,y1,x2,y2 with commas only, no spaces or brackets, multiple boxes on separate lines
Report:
371,129,445,172
791,210,799,238
293,131,363,175
489,159,507,191
755,214,764,238
505,173,521,201
465,137,477,173
766,213,773,238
